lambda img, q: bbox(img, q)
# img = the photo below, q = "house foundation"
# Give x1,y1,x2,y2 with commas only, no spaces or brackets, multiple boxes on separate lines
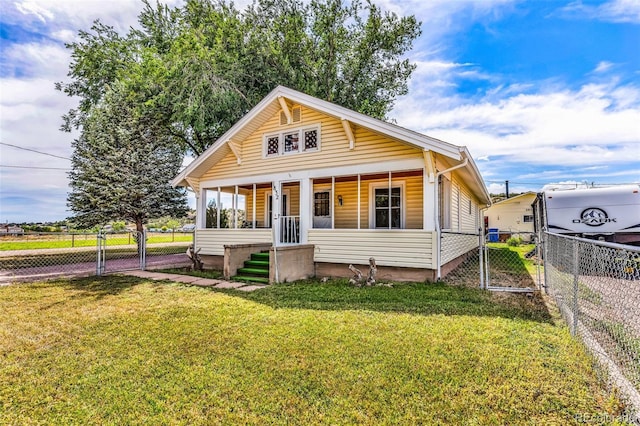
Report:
315,262,437,283
270,244,315,283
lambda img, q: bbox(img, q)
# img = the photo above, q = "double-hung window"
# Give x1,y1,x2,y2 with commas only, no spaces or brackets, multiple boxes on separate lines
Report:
439,175,451,229
369,182,404,229
375,187,401,228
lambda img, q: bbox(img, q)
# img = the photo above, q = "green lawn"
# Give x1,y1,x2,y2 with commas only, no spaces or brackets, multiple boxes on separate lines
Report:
0,233,193,251
0,277,628,424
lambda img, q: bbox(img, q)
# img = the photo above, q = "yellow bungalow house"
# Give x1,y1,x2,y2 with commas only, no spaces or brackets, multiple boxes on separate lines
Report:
172,86,491,283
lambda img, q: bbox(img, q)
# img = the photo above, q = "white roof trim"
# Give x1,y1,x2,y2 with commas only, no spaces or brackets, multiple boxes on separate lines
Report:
491,191,537,206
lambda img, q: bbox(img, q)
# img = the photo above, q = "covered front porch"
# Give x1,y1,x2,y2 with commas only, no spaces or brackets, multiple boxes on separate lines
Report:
193,163,449,281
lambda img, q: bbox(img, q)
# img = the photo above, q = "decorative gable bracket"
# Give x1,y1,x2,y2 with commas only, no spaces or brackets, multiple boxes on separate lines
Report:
342,119,356,150
227,140,242,165
278,96,292,125
185,177,200,195
423,150,436,183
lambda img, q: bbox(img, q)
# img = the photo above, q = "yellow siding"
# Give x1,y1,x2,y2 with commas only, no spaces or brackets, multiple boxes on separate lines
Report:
485,194,536,233
200,105,423,181
309,229,434,269
334,180,358,229
452,173,481,233
451,181,460,231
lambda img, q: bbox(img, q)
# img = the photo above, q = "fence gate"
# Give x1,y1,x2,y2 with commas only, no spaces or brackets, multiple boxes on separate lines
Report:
481,231,541,292
96,230,146,275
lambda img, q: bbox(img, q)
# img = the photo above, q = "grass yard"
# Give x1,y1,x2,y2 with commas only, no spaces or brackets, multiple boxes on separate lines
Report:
0,276,628,425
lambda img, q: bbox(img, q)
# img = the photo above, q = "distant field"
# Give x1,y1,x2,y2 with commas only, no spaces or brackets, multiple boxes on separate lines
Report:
0,233,193,251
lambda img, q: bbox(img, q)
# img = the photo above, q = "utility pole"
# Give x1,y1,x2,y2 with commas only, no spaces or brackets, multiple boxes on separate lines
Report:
505,180,510,199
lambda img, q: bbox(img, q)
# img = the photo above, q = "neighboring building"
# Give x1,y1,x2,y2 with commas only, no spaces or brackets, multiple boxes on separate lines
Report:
485,192,537,237
0,225,24,236
172,86,491,283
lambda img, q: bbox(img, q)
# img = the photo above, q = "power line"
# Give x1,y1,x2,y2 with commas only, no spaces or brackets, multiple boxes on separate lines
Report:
0,165,70,171
0,142,71,161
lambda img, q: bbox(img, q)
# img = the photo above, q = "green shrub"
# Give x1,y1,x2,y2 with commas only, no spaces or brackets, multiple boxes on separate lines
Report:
507,236,522,246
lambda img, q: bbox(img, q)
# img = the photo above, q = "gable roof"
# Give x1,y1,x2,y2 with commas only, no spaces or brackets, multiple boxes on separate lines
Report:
490,192,537,207
173,85,490,204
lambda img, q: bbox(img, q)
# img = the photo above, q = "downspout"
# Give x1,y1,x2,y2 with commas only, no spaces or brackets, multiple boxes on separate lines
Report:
434,156,468,281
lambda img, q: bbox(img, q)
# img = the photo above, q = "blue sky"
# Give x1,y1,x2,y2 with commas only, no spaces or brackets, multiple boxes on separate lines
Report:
1,0,639,223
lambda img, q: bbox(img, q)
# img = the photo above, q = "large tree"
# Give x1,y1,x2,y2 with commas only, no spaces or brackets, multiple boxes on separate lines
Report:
58,0,421,156
67,82,188,233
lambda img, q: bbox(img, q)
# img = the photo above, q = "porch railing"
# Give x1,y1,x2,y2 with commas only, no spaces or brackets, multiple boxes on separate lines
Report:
280,216,300,244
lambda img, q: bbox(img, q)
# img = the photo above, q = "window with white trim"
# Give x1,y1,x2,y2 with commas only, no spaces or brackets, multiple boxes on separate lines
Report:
369,182,405,229
523,215,534,223
264,125,320,157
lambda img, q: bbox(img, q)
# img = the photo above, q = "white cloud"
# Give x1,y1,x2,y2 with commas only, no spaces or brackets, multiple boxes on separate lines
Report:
594,61,615,73
560,0,640,23
15,1,54,23
8,0,153,37
393,76,640,168
0,42,71,79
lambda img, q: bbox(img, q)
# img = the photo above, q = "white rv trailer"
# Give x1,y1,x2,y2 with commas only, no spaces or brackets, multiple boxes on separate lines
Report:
533,184,640,246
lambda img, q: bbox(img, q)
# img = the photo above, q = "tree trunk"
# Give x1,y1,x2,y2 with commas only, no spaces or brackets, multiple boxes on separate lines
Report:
135,218,144,258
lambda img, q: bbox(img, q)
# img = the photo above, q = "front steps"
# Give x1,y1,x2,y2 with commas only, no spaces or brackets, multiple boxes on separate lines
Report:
232,252,270,284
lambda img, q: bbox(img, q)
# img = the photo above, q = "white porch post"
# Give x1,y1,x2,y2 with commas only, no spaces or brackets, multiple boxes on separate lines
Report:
197,189,206,229
357,174,361,229
388,171,392,229
272,181,282,246
252,183,256,229
331,176,335,229
300,178,311,243
423,151,437,231
217,187,221,229
234,185,239,228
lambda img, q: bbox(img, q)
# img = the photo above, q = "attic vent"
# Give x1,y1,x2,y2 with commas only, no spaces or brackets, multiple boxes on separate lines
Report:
292,106,301,123
279,110,288,125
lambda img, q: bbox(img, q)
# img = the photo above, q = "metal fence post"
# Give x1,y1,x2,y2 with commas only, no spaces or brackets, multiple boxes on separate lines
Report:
478,230,485,289
571,239,579,336
96,232,101,276
543,233,550,295
141,229,147,271
96,231,105,276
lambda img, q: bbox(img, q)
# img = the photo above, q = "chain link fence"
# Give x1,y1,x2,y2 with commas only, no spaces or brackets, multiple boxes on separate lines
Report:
0,231,193,284
544,232,640,420
443,231,540,291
